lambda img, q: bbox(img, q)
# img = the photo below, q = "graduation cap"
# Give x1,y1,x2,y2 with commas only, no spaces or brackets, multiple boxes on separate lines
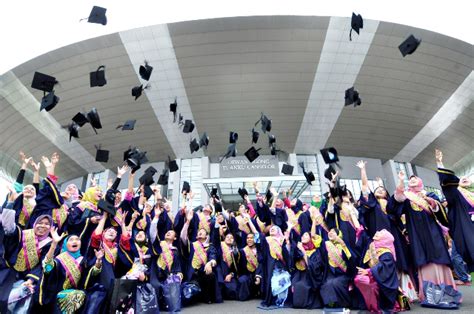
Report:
324,165,337,181
98,199,116,216
72,112,89,127
139,61,153,81
399,34,421,57
87,108,102,133
170,98,178,122
143,185,154,200
265,189,273,202
244,146,261,163
251,128,259,144
90,65,106,87
68,122,80,141
229,132,239,144
268,134,276,145
183,120,195,133
255,113,272,133
320,147,339,164
350,12,363,41
178,114,184,126
144,166,157,175
139,171,155,186
182,181,191,194
344,87,361,107
31,72,57,93
117,119,136,131
299,162,315,185
95,146,109,162
238,187,248,199
199,132,209,148
168,156,179,172
158,173,169,185
190,138,200,153
220,143,237,162
270,144,277,156
85,6,107,26
131,84,149,100
210,187,219,198
40,91,60,112
281,164,294,175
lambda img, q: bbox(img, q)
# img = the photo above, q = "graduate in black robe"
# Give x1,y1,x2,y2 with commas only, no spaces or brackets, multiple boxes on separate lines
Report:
213,227,240,300
320,228,355,308
354,229,399,312
436,149,474,271
291,227,325,309
35,232,103,314
237,231,263,301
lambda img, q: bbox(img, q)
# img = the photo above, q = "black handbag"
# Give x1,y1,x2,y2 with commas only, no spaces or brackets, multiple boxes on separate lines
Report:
109,279,137,314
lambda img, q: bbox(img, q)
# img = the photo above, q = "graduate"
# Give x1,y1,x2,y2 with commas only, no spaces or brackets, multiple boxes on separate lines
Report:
354,229,399,312
391,170,460,303
436,149,474,271
12,156,40,229
36,229,104,313
291,220,325,309
225,200,260,248
0,210,52,313
214,225,240,300
180,208,222,304
320,228,355,309
236,214,262,301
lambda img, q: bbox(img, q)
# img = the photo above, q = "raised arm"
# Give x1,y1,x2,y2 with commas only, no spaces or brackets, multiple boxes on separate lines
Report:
356,160,369,195
127,171,135,194
94,212,108,235
31,160,41,185
394,171,407,202
180,209,193,244
45,226,66,262
435,149,445,169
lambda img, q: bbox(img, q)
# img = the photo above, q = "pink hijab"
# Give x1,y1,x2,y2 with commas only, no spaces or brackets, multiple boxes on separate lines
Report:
407,176,424,193
373,229,396,261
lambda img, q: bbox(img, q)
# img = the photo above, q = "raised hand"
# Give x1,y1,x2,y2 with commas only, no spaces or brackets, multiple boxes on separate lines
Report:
50,226,66,244
297,241,305,252
30,160,40,172
398,171,405,181
117,165,129,177
90,177,97,187
186,209,194,222
51,152,60,165
331,171,339,182
435,149,443,163
19,151,26,163
94,249,104,260
41,156,52,169
356,160,366,169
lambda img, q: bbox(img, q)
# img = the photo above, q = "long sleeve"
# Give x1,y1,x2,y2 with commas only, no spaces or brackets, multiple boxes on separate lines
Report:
2,208,17,234
111,177,121,191
16,169,26,185
150,217,159,242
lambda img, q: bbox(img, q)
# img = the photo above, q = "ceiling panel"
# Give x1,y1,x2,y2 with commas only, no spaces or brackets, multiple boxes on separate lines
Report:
169,16,329,157
326,21,473,163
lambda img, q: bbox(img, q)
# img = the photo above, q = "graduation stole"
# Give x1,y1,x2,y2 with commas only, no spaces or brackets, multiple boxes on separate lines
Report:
236,216,251,234
256,218,266,233
112,208,124,226
458,187,474,208
363,242,392,268
221,242,234,268
295,248,316,271
158,241,174,272
266,236,284,263
134,243,149,264
243,246,258,272
378,198,388,214
136,215,148,231
53,204,68,229
340,204,357,230
14,229,47,272
286,209,302,235
19,201,34,228
404,191,431,213
56,252,83,289
102,243,117,265
191,241,208,269
77,201,98,213
325,241,348,272
313,214,329,233
198,212,211,234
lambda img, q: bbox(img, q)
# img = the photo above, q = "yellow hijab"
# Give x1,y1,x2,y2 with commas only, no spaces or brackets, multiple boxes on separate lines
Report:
81,187,101,206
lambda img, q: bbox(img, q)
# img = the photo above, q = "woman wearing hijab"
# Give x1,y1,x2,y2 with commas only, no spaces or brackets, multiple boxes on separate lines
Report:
391,171,460,304
214,226,240,300
226,200,261,249
291,222,325,309
67,186,103,254
180,208,221,304
354,229,399,312
88,212,131,295
436,149,474,272
0,209,53,313
320,228,355,309
12,156,40,229
36,228,104,313
259,224,292,308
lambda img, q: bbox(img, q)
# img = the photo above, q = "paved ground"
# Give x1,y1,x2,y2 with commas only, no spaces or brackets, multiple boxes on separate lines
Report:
179,285,473,313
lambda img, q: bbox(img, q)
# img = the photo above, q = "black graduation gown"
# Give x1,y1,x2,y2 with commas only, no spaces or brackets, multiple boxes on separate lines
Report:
371,252,399,311
258,234,291,307
215,242,240,300
389,196,451,268
358,192,391,238
291,246,324,309
66,202,100,255
237,245,263,301
437,168,474,271
27,177,64,229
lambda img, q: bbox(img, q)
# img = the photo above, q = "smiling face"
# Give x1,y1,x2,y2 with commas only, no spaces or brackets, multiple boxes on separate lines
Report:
374,187,387,199
104,228,117,242
269,225,279,237
203,205,212,216
65,184,78,196
328,229,338,241
224,233,234,246
23,185,36,199
94,188,103,201
197,228,208,241
275,199,283,208
246,235,255,247
135,231,146,243
459,176,472,188
301,232,311,244
165,230,176,242
66,235,81,253
408,176,420,188
238,204,247,215
114,191,122,204
34,217,51,237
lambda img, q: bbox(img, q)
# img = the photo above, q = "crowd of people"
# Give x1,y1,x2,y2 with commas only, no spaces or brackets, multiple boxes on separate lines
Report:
0,149,473,313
